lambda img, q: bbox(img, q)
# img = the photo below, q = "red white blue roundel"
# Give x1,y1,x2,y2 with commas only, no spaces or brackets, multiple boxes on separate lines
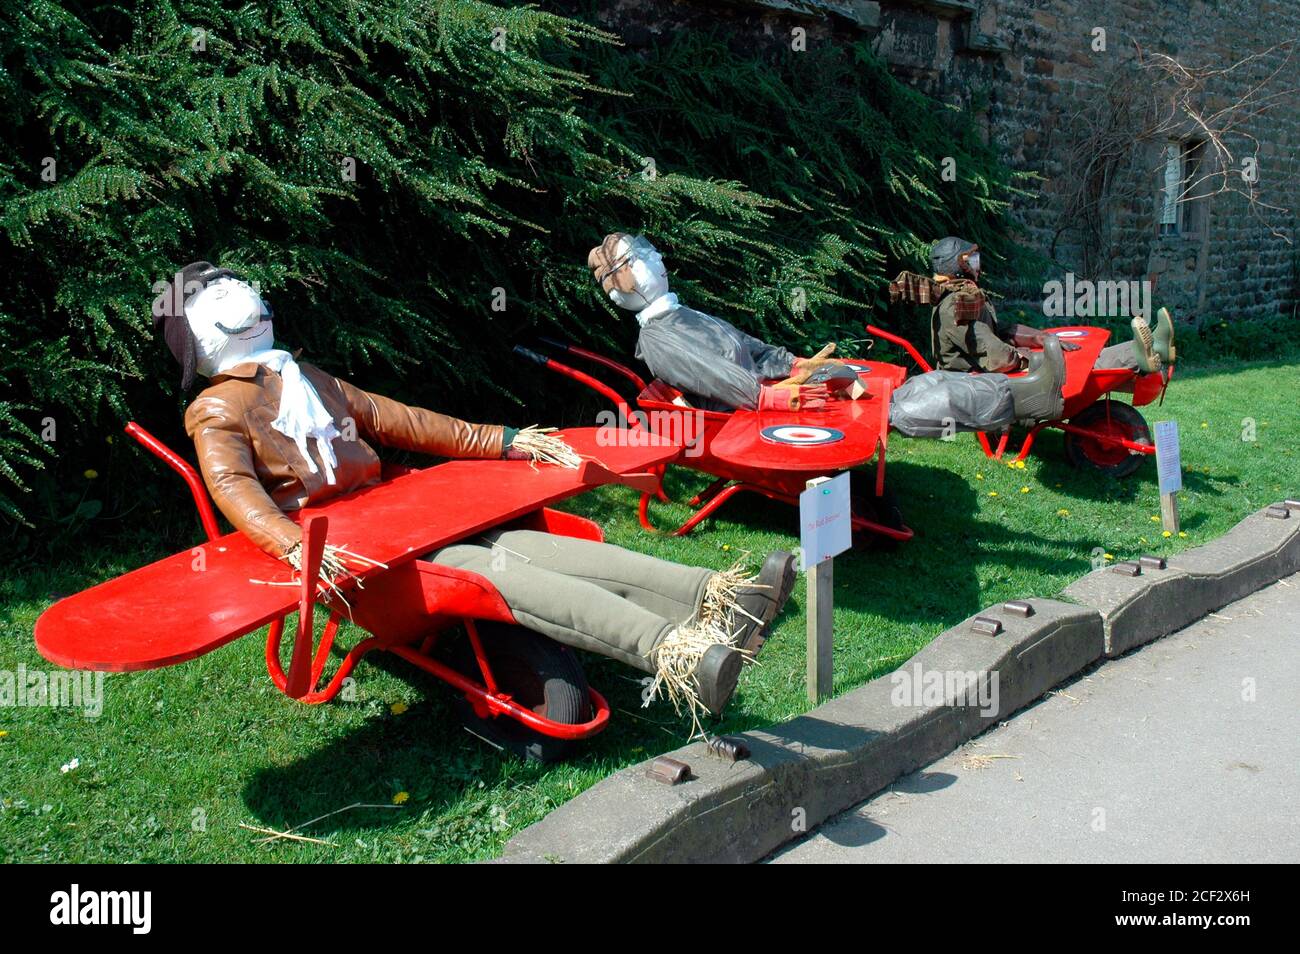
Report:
1054,330,1087,339
760,425,845,446
842,362,872,374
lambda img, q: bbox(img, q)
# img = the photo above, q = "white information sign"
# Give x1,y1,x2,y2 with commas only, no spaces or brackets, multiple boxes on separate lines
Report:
1154,420,1182,494
799,472,852,569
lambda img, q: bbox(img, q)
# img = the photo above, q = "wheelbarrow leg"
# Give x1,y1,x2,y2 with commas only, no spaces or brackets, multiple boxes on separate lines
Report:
1014,424,1044,462
688,477,729,508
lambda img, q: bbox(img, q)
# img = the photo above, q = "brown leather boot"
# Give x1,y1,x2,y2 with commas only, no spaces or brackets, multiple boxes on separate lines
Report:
733,550,797,657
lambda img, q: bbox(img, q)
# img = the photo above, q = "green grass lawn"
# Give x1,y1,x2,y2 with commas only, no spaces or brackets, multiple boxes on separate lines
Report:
3,355,1298,863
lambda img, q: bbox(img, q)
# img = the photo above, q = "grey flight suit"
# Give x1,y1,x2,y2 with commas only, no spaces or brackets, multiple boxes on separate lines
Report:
635,304,797,411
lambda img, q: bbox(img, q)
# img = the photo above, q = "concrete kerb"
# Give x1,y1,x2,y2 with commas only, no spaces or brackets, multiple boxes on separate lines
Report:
496,502,1298,864
1064,502,1300,656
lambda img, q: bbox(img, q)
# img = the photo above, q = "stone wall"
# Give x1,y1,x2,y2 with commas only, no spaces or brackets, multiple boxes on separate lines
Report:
550,0,1300,325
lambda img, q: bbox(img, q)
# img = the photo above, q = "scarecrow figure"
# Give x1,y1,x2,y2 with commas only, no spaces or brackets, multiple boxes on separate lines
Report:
587,234,856,413
155,262,795,721
900,236,1176,378
586,233,1063,433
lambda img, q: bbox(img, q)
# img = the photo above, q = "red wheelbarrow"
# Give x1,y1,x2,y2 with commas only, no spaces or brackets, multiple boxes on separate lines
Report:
866,323,1169,478
34,423,677,762
516,341,914,545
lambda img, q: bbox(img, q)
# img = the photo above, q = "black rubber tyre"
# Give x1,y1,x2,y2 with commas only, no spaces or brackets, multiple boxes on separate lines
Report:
446,622,591,763
851,473,906,552
1064,401,1152,479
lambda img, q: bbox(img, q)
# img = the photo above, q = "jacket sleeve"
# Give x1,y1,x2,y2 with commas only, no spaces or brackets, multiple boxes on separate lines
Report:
326,371,505,459
185,397,303,558
637,322,764,410
736,327,797,380
937,296,1020,373
969,311,1021,373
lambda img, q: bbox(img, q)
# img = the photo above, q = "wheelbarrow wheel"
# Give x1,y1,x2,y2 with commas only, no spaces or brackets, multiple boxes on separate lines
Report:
1064,401,1152,479
445,622,591,764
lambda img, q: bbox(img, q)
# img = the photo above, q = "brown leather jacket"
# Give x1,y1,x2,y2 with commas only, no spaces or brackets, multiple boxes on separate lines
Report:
184,362,505,557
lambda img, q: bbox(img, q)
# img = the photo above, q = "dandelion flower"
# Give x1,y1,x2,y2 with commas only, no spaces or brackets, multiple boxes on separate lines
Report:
1178,531,1187,538
1020,486,1031,494
83,469,98,480
989,491,999,497
1057,509,1070,517
392,791,409,805
1162,530,1172,537
1015,460,1026,470
390,701,408,715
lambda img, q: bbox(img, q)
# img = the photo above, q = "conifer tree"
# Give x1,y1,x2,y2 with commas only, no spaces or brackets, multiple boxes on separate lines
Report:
0,0,1027,533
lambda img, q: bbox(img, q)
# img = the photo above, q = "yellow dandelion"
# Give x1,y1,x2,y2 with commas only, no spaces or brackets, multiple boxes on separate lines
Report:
1057,508,1070,517
390,701,408,715
1020,486,1031,494
721,544,731,551
392,791,409,805
1150,515,1161,523
1201,422,1208,429
1178,531,1187,538
988,491,999,497
1015,460,1026,470
0,730,8,738
83,469,98,480
1104,553,1114,560
975,473,984,480
1162,530,1172,537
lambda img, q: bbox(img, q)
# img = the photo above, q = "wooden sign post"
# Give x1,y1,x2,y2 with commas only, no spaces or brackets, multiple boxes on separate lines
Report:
800,473,852,703
1154,420,1182,533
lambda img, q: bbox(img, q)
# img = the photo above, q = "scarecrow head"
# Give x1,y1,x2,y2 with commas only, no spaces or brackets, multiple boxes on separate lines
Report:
154,261,274,389
929,237,981,281
587,233,670,312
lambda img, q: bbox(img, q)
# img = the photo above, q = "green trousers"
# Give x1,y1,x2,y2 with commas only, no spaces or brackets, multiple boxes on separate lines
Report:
429,530,713,673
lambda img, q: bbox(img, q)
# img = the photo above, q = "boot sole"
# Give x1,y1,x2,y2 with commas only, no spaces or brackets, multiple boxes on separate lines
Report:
696,645,744,717
1131,318,1162,373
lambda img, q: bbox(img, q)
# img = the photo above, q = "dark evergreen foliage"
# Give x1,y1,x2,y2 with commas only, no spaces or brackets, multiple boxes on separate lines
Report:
0,0,1027,535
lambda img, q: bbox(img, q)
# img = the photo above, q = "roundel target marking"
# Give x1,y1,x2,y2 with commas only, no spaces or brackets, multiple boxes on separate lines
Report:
759,425,846,446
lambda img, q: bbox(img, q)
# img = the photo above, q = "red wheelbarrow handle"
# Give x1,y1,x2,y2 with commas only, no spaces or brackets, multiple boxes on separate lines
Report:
865,325,932,373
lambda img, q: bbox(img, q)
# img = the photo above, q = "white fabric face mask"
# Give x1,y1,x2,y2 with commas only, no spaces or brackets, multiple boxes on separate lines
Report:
185,277,275,378
185,278,340,484
605,236,671,312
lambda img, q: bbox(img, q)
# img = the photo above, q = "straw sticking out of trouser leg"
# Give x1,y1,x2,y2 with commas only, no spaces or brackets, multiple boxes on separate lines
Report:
510,425,582,469
644,562,758,738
